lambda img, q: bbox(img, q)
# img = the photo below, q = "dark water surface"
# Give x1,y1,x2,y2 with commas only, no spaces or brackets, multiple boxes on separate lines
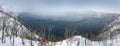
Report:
19,13,106,40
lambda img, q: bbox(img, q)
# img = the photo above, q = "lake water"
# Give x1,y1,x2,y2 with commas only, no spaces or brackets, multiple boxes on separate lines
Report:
19,13,106,41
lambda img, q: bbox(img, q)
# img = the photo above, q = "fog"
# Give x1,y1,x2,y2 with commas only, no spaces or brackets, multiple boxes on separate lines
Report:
0,0,120,21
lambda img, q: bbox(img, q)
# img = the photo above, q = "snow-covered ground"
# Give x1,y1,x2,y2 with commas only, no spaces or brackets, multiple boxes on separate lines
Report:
48,36,120,46
0,36,40,46
0,10,42,46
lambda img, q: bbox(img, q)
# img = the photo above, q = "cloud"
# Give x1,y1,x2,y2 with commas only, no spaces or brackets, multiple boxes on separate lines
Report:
2,0,120,15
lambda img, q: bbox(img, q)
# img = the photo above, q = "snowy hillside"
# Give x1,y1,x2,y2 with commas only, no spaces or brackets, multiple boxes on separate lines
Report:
0,10,42,46
48,36,120,46
97,15,120,40
47,12,120,46
0,36,40,46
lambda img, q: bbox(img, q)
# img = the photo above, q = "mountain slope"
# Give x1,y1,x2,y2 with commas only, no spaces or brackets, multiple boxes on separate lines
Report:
97,14,120,40
49,36,120,46
0,10,41,46
48,13,120,46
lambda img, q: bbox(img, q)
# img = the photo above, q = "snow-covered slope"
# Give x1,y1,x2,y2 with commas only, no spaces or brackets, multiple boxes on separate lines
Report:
48,13,120,46
97,15,120,40
0,10,42,46
0,36,40,46
48,36,120,46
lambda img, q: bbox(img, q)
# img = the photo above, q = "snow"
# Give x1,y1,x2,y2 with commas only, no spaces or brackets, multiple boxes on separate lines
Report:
0,35,120,46
0,10,42,46
0,36,40,46
48,36,120,46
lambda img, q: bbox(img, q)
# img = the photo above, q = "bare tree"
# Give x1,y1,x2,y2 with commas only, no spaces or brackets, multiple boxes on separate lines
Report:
29,26,33,46
31,32,33,46
12,19,17,46
64,27,69,38
21,26,25,45
48,24,53,40
77,41,80,46
1,13,6,43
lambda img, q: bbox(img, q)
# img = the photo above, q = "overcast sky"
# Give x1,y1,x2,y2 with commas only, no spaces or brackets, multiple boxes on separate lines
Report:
1,0,120,15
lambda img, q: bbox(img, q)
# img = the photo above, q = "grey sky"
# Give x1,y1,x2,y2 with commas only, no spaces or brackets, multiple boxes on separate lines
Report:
2,0,120,15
